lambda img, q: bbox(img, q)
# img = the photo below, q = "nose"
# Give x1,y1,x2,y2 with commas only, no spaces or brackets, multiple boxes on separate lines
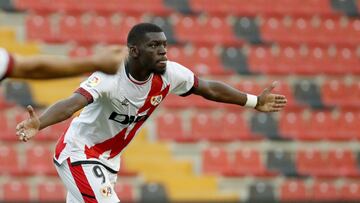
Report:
158,45,167,55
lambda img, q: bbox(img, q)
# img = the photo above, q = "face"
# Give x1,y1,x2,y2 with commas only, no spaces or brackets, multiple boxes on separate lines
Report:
136,32,168,74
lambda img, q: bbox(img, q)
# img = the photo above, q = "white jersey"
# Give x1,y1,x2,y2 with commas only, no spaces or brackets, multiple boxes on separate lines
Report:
54,61,198,172
0,48,14,81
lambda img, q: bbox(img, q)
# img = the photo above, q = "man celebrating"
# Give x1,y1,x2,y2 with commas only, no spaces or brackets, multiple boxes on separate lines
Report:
16,23,287,203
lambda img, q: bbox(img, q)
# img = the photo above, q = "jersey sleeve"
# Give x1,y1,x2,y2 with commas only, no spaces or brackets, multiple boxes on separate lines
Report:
0,48,14,81
75,72,114,104
167,61,199,96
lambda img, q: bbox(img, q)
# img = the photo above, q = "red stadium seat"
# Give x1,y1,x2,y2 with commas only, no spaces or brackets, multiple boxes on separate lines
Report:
68,45,93,58
311,181,339,201
338,110,360,140
114,183,135,202
156,113,186,141
202,147,231,175
190,112,222,141
296,149,330,177
24,144,57,176
58,15,90,44
0,144,23,175
220,112,261,140
321,79,352,107
226,149,273,176
280,180,310,201
278,110,308,140
2,180,31,202
174,15,240,46
167,46,232,76
37,180,66,202
25,14,56,42
0,113,18,141
340,183,360,201
328,149,359,177
305,111,337,140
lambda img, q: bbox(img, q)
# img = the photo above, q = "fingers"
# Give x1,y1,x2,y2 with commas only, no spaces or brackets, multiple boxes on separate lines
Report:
262,81,279,95
27,105,36,118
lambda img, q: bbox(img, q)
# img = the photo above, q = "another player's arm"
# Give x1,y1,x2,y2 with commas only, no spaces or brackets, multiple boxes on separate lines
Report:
193,78,287,112
15,93,88,142
9,46,127,79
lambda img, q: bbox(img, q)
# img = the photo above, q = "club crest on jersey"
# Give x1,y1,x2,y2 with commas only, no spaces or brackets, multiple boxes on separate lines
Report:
150,95,163,106
100,185,112,197
86,76,101,87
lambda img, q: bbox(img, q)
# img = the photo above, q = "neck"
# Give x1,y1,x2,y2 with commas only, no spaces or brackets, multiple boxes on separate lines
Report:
126,60,151,81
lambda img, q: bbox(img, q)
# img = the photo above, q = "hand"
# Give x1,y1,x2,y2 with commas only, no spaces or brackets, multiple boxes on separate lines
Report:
92,45,128,74
255,81,287,112
16,105,40,142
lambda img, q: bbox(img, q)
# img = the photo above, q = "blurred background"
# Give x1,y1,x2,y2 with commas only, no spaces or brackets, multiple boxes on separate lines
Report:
0,0,359,202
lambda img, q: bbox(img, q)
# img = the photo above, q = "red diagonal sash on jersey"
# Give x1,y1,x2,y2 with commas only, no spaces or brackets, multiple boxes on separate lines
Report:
85,74,170,160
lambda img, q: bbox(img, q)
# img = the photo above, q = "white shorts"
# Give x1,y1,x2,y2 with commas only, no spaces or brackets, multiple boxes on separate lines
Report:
54,158,120,203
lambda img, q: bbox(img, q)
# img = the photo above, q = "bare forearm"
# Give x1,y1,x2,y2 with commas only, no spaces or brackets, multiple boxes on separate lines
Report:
195,80,248,106
12,55,98,79
39,99,77,130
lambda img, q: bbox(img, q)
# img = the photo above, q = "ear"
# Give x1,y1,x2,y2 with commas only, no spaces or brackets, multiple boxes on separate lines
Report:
129,46,139,58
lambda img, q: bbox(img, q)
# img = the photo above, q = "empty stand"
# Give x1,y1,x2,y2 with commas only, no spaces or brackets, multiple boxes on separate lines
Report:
280,180,310,201
311,181,339,201
156,113,186,141
266,150,298,176
173,15,240,46
2,180,31,202
202,147,231,175
248,182,276,203
36,180,66,202
340,182,360,201
0,144,23,175
296,149,330,177
226,149,273,177
24,144,57,176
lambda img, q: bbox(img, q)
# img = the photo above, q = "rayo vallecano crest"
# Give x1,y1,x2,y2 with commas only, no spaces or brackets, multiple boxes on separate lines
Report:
150,95,163,106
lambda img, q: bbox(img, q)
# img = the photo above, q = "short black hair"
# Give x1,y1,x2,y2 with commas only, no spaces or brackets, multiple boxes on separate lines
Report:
127,23,163,46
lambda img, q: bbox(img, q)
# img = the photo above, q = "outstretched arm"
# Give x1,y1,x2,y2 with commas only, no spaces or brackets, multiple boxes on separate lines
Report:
9,46,127,79
193,79,287,112
16,93,88,142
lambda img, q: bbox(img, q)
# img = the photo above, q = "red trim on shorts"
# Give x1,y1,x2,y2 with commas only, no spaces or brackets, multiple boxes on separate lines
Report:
67,159,97,203
75,87,94,104
84,74,170,160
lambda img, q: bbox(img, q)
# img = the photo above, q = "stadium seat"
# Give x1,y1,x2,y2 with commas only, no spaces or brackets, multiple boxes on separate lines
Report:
321,79,353,107
220,46,250,74
227,149,273,177
311,181,339,201
296,149,330,177
2,180,31,202
167,46,232,76
266,150,298,176
36,180,66,202
340,182,360,201
0,27,16,42
58,15,90,44
220,112,261,140
173,15,239,46
305,111,337,140
26,14,56,42
328,149,359,177
24,144,57,176
0,144,23,175
0,112,18,141
114,183,135,203
278,110,306,140
248,182,276,203
202,147,231,175
293,79,324,108
68,45,93,58
250,113,281,140
280,180,310,201
156,113,186,141
190,112,222,141
338,110,360,140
